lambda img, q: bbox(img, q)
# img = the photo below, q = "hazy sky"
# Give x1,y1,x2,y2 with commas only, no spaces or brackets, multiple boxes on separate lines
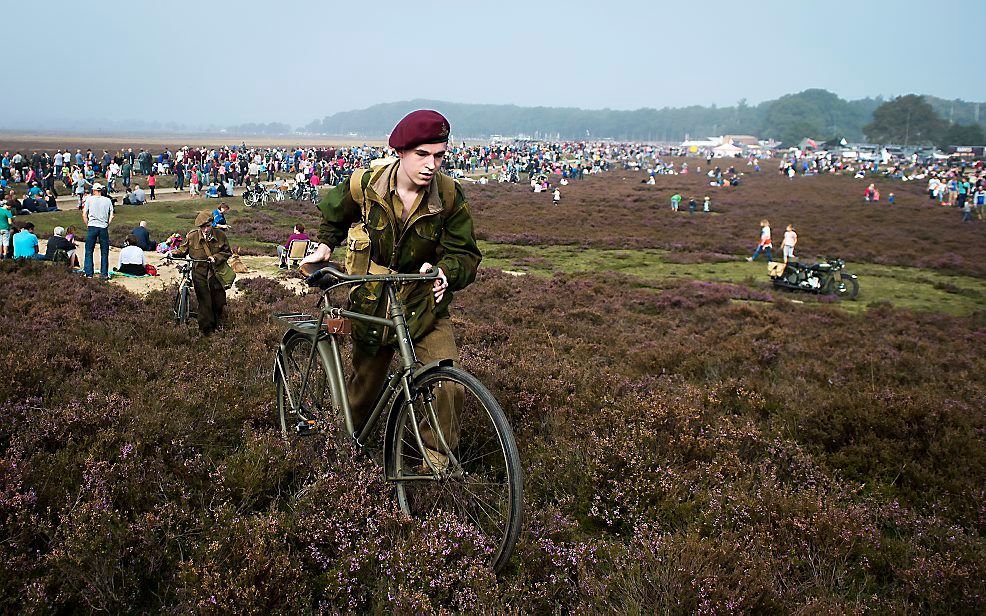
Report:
6,0,985,131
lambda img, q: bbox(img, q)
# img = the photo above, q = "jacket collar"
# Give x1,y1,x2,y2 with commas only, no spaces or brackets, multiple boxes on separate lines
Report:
369,160,444,215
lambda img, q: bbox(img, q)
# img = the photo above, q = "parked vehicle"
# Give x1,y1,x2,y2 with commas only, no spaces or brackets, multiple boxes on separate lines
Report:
769,257,859,299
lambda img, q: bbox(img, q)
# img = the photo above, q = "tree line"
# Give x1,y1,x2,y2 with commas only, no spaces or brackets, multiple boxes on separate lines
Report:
301,90,986,147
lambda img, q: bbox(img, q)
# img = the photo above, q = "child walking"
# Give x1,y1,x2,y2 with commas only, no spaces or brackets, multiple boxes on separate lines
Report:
747,219,772,262
782,224,797,264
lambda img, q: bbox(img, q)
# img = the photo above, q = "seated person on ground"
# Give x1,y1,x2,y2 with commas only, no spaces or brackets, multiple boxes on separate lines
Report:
205,182,219,198
12,222,44,260
131,220,154,251
18,195,50,214
123,184,146,205
212,203,230,229
277,223,310,268
44,190,59,211
44,225,79,266
31,195,57,212
114,233,148,276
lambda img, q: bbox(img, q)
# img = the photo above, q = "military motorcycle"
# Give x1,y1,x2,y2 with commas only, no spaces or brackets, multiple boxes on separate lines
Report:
769,257,859,299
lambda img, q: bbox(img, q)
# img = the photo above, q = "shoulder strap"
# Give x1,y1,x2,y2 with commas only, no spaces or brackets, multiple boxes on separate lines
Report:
436,172,458,214
348,168,371,220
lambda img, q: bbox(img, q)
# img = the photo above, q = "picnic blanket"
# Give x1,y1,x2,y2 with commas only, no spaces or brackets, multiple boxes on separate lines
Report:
73,269,152,279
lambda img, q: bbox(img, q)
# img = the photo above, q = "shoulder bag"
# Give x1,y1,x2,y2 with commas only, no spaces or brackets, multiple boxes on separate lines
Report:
201,236,236,289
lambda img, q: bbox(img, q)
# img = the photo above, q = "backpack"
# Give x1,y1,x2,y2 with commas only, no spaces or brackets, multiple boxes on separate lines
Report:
50,248,70,264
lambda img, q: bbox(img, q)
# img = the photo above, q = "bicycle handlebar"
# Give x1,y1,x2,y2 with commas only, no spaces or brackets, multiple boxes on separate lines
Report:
164,255,211,264
304,263,440,288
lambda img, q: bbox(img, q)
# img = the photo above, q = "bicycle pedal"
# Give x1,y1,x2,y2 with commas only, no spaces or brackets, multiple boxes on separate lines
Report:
294,419,319,435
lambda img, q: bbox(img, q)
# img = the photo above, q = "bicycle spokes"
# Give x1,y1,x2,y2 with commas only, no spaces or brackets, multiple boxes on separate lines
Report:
278,335,330,435
392,368,521,572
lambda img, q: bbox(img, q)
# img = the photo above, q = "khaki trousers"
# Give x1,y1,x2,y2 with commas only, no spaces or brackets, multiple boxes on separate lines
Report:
348,318,463,449
192,270,226,334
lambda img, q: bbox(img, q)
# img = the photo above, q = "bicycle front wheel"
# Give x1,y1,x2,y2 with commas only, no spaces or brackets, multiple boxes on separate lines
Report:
174,284,190,324
277,334,331,438
389,366,523,573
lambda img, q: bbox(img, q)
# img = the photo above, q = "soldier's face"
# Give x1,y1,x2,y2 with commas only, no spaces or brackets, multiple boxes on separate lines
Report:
397,143,446,188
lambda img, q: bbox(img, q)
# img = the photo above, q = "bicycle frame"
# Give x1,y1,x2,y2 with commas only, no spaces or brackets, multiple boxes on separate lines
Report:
275,274,458,478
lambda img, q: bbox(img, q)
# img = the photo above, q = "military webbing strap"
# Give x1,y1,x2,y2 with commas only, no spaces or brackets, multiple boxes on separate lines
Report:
348,168,372,222
347,165,458,221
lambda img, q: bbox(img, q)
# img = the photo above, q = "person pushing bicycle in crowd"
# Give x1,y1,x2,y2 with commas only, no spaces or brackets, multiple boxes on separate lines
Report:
302,109,481,469
169,210,232,335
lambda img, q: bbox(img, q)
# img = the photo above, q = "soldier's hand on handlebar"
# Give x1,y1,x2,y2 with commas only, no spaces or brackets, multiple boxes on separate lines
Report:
420,262,448,302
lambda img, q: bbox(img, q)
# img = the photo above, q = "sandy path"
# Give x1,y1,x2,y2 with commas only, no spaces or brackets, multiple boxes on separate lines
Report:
53,186,212,206
40,239,308,298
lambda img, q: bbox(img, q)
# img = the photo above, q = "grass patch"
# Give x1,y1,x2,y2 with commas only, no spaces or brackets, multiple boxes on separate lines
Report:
479,241,986,316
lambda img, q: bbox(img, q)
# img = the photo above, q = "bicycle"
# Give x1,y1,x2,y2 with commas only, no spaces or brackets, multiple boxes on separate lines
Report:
242,185,270,207
289,183,318,204
272,263,523,573
164,256,207,325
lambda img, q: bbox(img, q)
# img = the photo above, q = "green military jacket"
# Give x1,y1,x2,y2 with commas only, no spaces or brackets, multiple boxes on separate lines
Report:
316,161,481,351
173,228,231,281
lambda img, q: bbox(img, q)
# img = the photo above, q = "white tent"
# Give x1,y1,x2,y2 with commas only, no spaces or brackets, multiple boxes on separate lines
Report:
681,138,720,148
712,142,743,158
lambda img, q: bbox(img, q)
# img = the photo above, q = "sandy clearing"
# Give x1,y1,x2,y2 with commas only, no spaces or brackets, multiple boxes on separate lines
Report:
39,239,308,298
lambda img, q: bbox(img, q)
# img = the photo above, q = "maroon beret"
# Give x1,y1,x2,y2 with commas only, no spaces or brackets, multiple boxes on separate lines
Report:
389,110,451,151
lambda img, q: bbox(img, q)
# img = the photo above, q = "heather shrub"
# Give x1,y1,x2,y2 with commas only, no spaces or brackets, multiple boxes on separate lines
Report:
1,257,984,611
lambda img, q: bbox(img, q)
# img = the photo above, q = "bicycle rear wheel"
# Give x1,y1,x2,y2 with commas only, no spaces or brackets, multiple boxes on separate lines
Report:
389,366,523,573
277,334,331,438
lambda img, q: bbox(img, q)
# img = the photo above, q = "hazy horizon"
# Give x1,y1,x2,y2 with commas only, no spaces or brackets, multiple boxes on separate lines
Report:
6,0,985,132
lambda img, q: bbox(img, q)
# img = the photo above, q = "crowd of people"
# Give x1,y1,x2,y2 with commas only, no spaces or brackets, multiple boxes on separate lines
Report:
771,148,986,221
0,143,389,215
3,133,984,274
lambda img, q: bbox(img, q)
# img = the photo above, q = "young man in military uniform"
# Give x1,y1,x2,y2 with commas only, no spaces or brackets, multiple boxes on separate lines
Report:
302,110,481,467
170,210,232,335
